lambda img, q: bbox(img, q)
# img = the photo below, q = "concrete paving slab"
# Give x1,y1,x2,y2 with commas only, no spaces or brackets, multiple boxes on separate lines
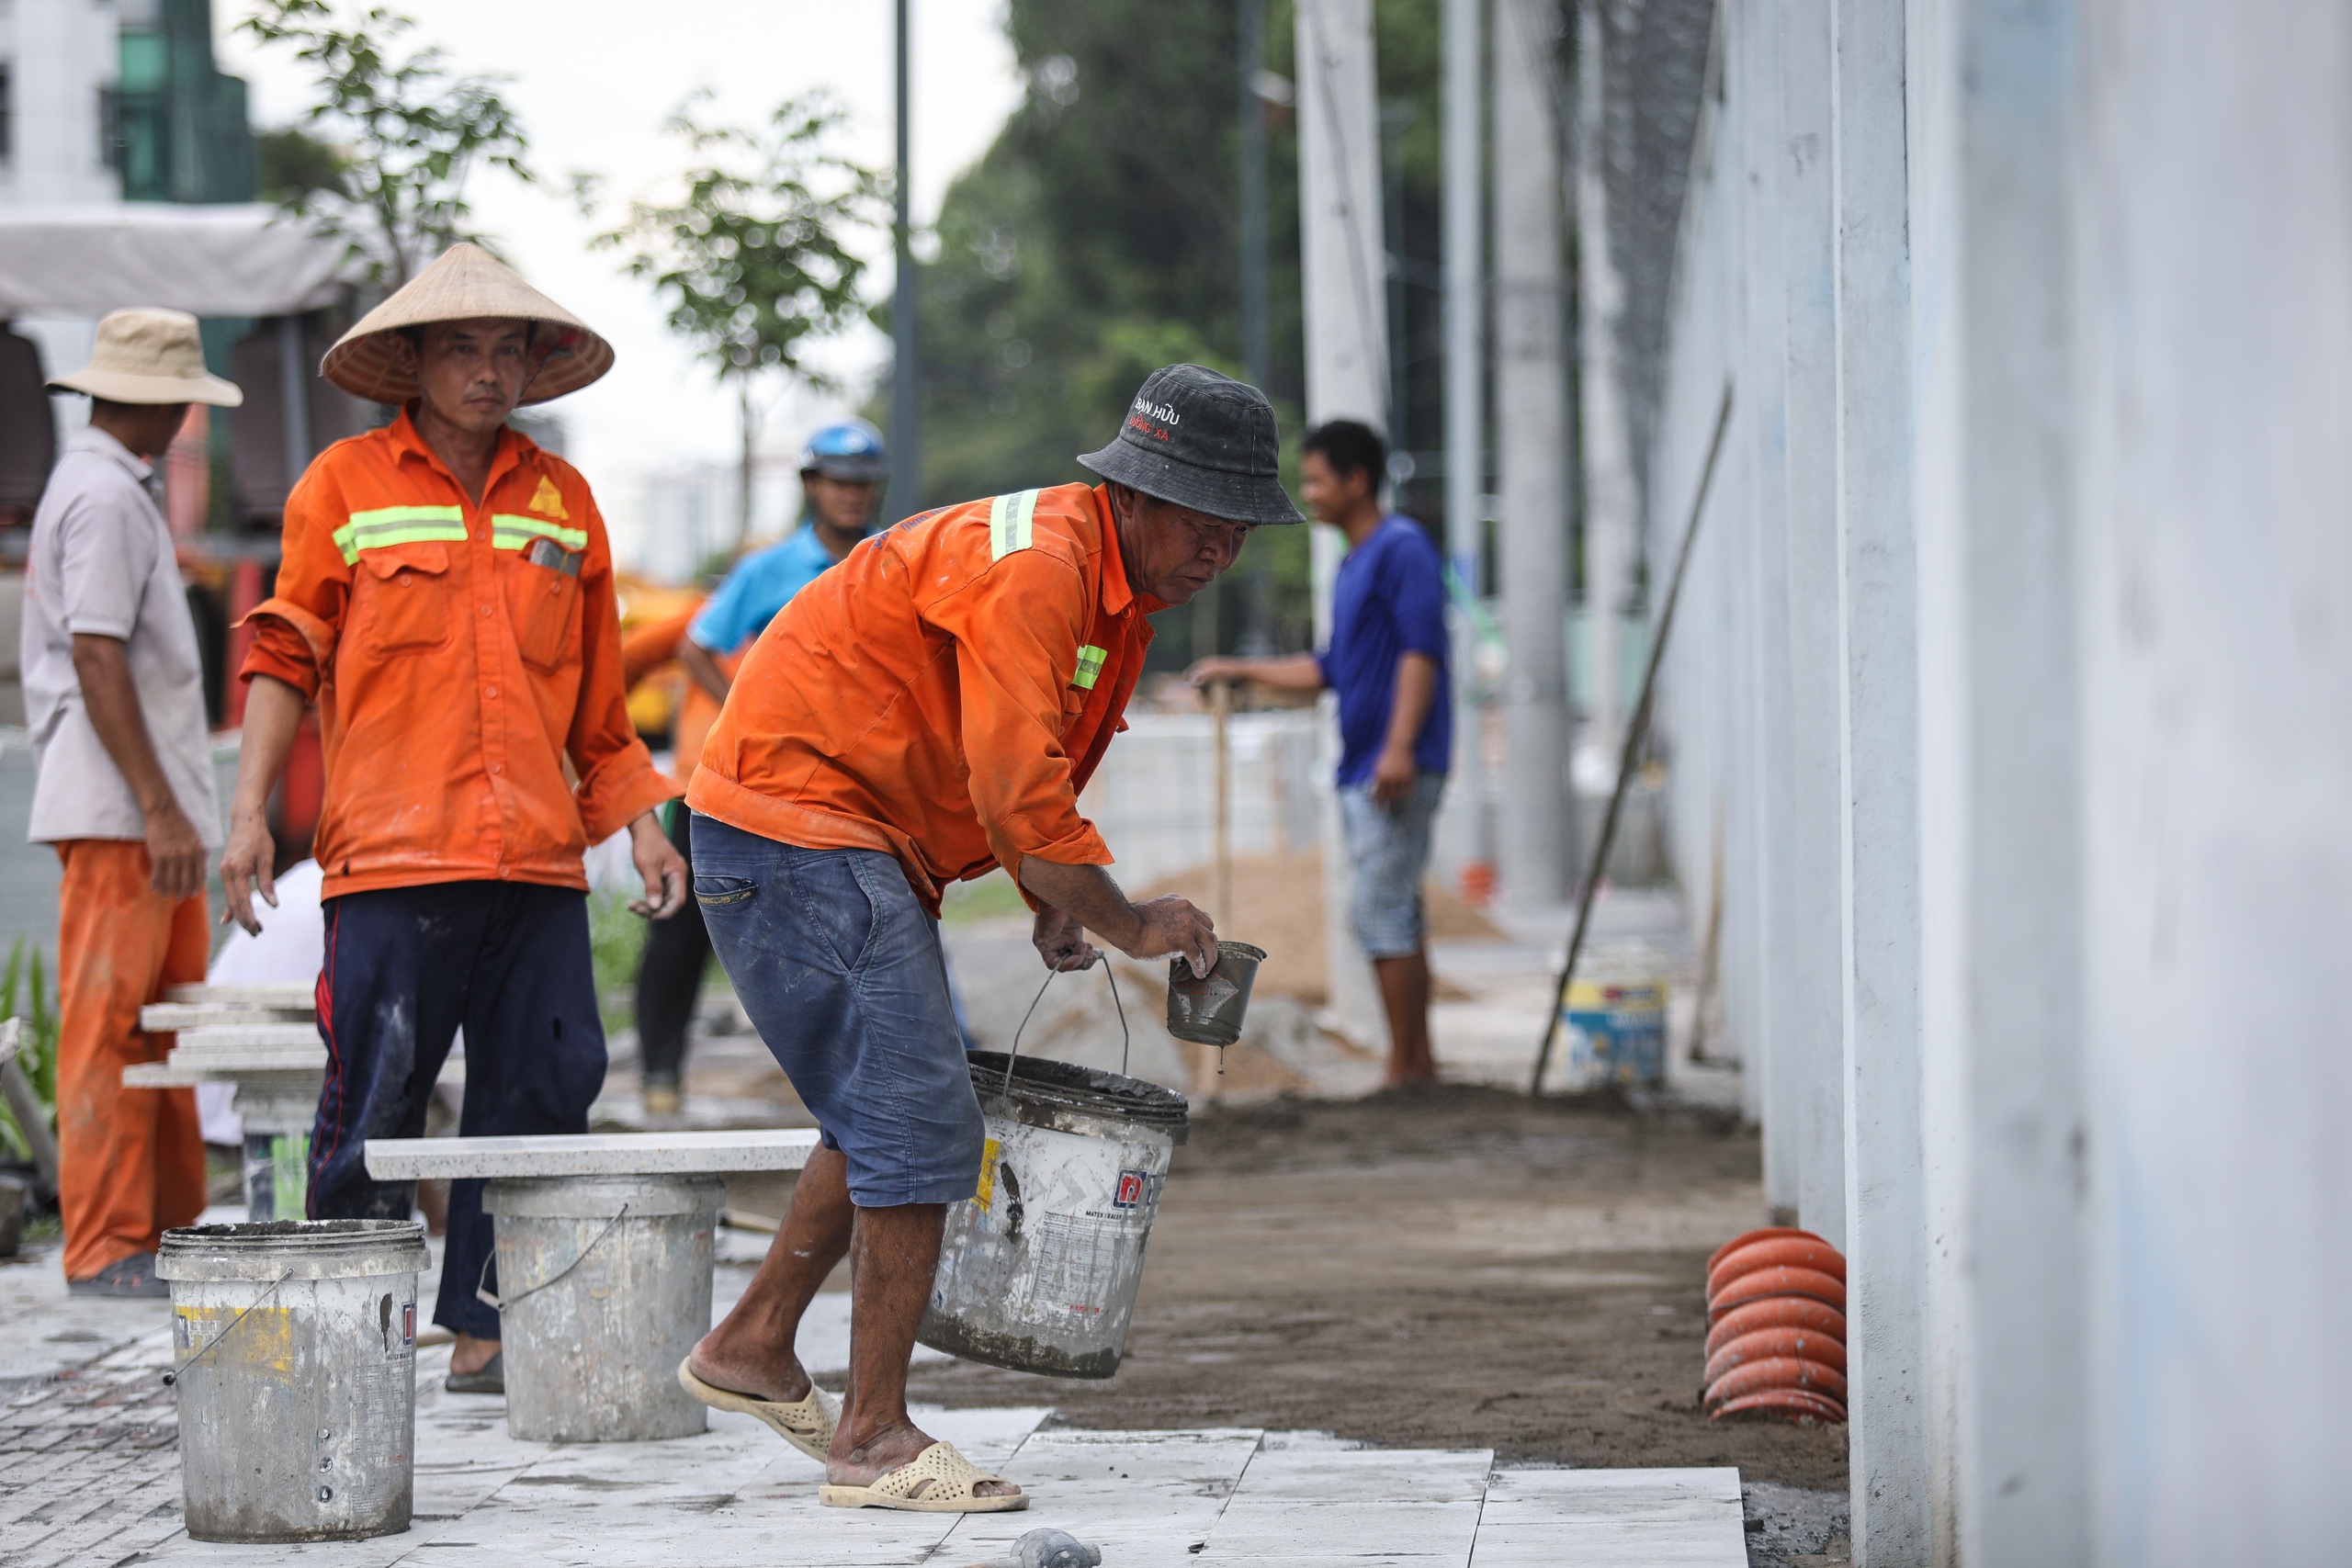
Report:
1193,1446,1495,1564
164,982,318,1008
1466,1466,1747,1564
171,1022,325,1051
140,1003,315,1032
365,1128,820,1180
939,1427,1265,1567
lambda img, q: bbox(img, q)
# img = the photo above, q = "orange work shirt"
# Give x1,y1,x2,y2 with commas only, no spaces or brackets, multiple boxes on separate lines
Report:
689,483,1158,910
241,409,678,899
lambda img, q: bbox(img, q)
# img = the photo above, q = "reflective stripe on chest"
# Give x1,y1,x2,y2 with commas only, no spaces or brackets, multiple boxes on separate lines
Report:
491,513,589,553
989,489,1041,560
334,505,467,564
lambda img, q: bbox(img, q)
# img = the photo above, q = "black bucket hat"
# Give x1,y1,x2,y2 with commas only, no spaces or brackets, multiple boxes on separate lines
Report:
1076,364,1304,525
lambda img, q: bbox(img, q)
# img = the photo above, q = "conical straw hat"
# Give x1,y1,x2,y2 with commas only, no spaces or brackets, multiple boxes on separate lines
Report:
321,243,614,406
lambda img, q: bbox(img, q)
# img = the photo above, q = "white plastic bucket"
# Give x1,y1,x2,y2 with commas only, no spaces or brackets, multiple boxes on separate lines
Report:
920,1052,1189,1379
159,1219,428,1543
1564,967,1669,1087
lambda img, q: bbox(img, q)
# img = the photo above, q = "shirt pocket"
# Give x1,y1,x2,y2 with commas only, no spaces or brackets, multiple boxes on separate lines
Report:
503,555,582,672
355,543,453,657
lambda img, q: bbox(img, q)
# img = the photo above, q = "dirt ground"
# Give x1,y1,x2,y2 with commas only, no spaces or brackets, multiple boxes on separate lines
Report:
729,1085,1848,1490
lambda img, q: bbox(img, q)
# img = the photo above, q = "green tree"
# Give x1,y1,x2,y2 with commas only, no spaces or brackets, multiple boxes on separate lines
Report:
587,94,885,547
888,0,1446,663
240,0,534,288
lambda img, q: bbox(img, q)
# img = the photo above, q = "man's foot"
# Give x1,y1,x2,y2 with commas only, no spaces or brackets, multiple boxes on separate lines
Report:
828,1419,1022,1502
449,1330,501,1376
444,1349,503,1395
67,1250,169,1299
642,1078,682,1117
685,1329,814,1406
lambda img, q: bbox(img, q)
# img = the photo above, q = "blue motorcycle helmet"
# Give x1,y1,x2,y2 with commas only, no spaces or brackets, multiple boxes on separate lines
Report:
798,419,888,484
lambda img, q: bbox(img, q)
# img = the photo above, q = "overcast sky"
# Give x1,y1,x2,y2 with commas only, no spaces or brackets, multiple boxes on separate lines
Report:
212,0,1023,491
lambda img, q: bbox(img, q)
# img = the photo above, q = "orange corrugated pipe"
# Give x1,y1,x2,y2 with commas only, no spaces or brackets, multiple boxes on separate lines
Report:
1702,1227,1849,1425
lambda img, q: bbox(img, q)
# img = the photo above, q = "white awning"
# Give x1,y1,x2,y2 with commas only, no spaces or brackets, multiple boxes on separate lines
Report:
0,204,363,318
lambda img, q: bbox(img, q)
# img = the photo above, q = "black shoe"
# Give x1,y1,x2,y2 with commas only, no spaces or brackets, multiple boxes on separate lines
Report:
67,1250,170,1299
445,1349,504,1395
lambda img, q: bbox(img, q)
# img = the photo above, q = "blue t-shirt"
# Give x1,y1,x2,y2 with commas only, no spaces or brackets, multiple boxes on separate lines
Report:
1315,515,1453,786
687,522,847,656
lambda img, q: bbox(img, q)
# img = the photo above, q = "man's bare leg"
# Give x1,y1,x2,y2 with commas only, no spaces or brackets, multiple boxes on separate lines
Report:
686,1145,854,1402
824,1201,1017,1500
1375,950,1437,1085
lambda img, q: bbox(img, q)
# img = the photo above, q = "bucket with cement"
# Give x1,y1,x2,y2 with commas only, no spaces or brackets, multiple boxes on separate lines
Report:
1563,962,1668,1088
481,1173,723,1441
159,1219,429,1543
1164,942,1266,1046
921,1051,1189,1378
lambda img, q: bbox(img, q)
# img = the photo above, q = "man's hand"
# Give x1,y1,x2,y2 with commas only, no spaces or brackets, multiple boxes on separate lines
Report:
1370,741,1419,808
1185,652,1325,694
1017,859,1219,978
143,800,209,901
1032,906,1099,972
219,807,279,936
628,809,688,919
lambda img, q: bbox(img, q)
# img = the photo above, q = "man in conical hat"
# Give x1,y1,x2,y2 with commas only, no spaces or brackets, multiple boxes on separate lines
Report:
219,243,686,1393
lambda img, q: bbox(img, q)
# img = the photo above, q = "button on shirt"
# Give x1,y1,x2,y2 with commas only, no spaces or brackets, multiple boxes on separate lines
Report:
1317,515,1453,786
689,483,1157,910
239,410,676,899
688,521,848,656
20,428,222,848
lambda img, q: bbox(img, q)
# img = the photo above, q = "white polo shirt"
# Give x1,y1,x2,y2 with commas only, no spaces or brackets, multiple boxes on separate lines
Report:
20,427,222,848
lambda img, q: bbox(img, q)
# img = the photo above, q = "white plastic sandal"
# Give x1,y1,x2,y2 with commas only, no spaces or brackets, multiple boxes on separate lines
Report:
817,1440,1029,1513
676,1359,838,1463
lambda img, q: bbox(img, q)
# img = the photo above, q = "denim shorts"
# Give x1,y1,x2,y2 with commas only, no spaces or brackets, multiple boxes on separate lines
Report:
689,813,984,1207
1337,773,1447,958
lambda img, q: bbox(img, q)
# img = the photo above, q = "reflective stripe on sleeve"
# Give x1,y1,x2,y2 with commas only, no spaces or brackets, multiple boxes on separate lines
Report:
989,489,1040,560
1072,644,1108,690
490,513,591,552
333,505,468,564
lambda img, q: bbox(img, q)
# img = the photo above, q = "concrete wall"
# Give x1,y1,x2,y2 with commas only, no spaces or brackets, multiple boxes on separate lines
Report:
1639,0,2352,1560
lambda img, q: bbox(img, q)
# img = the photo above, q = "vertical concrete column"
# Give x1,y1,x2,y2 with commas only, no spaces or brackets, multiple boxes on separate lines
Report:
1907,0,2090,1559
1574,0,1636,766
1830,0,1928,1558
1436,0,1490,883
1730,0,1802,1213
1295,0,1390,1040
1490,0,1572,906
1775,0,1849,1247
2072,0,2352,1555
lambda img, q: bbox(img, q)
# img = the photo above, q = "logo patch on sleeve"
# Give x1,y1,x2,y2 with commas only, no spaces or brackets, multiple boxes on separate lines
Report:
1072,645,1108,690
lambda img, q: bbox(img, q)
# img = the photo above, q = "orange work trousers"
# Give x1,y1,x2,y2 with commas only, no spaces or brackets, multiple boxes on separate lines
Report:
52,839,210,1280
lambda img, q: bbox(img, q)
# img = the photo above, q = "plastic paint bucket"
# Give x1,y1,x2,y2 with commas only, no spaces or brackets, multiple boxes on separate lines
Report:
483,1173,723,1442
160,1219,429,1543
920,1052,1189,1378
1164,942,1266,1046
1564,970,1668,1087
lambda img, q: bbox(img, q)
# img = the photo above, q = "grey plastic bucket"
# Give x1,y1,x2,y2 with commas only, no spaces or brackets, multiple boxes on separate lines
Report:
919,1052,1188,1379
482,1173,723,1441
1165,942,1266,1046
158,1219,429,1544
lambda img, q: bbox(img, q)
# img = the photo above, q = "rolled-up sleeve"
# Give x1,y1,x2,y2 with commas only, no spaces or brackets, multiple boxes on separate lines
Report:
928,548,1109,886
567,493,683,840
239,468,350,700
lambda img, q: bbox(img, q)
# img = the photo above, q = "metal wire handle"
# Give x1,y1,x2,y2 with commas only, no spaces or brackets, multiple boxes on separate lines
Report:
475,1202,631,1313
1001,953,1132,1101
162,1268,294,1385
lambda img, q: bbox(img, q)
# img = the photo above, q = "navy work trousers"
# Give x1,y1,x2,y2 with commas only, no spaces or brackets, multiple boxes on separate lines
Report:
307,880,606,1338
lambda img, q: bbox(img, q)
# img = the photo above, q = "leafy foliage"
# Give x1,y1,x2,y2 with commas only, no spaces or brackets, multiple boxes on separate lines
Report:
887,0,1449,663
0,939,58,1163
240,0,535,287
586,93,885,543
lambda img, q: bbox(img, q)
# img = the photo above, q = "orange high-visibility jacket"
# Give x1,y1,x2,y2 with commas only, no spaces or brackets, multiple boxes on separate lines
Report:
688,483,1158,910
241,410,678,899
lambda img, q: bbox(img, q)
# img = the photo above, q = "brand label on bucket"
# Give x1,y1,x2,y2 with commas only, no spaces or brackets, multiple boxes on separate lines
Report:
401,1303,416,1347
1112,1168,1147,1210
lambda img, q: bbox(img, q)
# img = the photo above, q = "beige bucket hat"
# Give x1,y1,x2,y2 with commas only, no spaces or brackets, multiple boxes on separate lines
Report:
49,308,243,407
322,243,614,406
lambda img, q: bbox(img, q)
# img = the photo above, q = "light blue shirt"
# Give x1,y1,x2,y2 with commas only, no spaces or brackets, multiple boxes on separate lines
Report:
687,522,848,656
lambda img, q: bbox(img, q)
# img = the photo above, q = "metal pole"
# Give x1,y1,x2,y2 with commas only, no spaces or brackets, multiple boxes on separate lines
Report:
1442,0,1483,581
1239,0,1269,391
889,0,922,523
1211,680,1234,935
